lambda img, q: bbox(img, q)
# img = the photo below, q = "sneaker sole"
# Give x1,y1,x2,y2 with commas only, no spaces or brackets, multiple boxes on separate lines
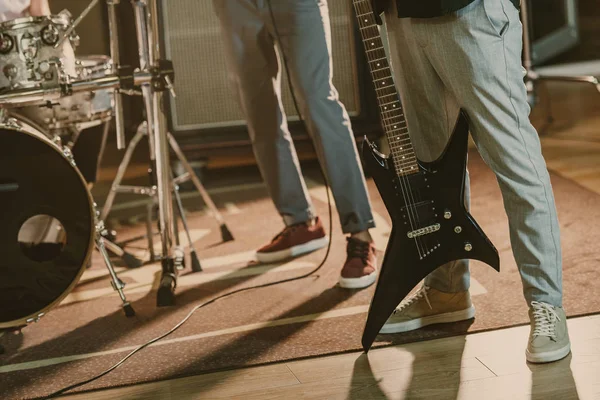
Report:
379,306,476,334
256,236,329,264
338,271,378,289
526,343,571,364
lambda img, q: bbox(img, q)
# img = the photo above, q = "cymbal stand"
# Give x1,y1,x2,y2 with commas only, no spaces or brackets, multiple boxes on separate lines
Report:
100,122,233,266
107,0,234,306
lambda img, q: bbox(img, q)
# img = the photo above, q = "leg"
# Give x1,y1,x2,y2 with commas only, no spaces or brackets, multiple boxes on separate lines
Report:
384,8,470,293
213,0,315,225
266,0,375,234
421,0,562,307
95,218,135,317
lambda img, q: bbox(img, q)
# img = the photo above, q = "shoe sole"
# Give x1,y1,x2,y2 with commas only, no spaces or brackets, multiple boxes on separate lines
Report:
256,236,329,264
526,343,571,363
379,306,476,334
338,271,378,289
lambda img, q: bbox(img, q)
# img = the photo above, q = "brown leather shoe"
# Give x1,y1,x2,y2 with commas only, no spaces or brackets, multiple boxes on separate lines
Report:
256,217,329,263
339,237,378,289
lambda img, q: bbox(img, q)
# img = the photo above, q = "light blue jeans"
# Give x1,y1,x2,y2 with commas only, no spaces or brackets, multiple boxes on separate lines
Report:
384,0,563,306
213,0,375,234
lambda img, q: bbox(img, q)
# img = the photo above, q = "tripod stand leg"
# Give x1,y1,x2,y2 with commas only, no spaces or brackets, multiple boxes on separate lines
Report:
103,238,144,269
95,224,136,317
171,197,186,271
146,200,157,262
100,126,146,222
168,133,234,242
173,179,203,273
156,257,177,307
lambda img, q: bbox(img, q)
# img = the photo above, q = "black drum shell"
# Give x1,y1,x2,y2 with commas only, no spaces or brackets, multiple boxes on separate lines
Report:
0,120,94,329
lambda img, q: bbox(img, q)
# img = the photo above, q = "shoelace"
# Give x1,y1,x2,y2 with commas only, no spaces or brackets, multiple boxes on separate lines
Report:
393,285,432,314
271,223,304,242
531,301,560,338
346,237,371,264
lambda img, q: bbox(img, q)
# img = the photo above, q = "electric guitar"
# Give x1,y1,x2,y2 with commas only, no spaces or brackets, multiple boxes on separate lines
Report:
351,0,500,352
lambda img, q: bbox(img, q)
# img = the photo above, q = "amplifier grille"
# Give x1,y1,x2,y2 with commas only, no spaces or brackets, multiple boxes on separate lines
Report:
162,0,360,131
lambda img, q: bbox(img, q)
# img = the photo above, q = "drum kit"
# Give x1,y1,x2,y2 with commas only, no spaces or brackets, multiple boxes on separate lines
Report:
0,0,233,340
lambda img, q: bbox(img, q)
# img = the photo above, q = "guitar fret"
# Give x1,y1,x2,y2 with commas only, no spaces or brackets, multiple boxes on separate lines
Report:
380,100,400,108
387,137,411,144
381,115,405,123
353,0,420,176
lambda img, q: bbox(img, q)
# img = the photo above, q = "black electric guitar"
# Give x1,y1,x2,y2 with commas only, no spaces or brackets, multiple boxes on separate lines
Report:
351,0,500,352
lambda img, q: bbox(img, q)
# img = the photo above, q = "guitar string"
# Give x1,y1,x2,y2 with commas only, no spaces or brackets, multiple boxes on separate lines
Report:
353,1,431,257
353,0,427,258
353,0,424,257
354,0,429,257
357,0,432,257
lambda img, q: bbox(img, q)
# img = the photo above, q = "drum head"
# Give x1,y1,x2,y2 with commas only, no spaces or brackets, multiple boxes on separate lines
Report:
0,123,94,328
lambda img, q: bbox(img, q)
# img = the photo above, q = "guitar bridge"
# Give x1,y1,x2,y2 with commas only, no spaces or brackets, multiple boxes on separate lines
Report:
407,223,440,238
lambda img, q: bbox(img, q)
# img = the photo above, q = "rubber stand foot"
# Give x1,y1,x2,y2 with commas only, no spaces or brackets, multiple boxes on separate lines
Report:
157,275,176,307
122,252,143,269
123,303,136,317
220,224,234,242
191,250,202,273
105,230,118,242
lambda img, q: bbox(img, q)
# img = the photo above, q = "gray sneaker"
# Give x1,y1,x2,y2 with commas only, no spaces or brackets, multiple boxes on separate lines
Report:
526,301,571,363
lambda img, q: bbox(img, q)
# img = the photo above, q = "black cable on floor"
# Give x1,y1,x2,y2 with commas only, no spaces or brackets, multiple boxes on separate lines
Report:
46,1,334,397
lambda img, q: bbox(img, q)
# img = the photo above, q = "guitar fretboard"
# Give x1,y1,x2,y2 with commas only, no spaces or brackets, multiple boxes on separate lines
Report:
351,0,418,176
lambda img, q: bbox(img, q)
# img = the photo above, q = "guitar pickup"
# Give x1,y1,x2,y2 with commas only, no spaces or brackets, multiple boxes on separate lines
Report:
407,223,440,238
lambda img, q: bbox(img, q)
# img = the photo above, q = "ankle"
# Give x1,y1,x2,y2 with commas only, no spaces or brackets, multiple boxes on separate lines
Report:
284,216,318,227
350,230,372,243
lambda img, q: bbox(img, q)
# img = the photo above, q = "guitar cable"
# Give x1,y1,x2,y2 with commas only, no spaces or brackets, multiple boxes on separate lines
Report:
46,1,334,397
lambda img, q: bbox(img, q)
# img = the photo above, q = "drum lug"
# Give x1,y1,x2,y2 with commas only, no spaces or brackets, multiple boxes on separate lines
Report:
25,313,45,324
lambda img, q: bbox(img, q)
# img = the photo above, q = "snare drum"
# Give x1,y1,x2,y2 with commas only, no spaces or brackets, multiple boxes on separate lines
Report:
0,11,78,99
17,55,114,132
0,117,94,329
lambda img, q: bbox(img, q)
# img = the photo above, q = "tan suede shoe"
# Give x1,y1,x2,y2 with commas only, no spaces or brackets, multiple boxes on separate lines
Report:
380,285,475,334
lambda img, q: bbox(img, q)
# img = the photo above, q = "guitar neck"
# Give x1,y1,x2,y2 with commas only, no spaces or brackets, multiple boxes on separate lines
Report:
352,0,418,176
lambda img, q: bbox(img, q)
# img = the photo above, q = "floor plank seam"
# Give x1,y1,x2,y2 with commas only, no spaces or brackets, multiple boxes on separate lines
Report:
285,364,302,385
475,356,499,377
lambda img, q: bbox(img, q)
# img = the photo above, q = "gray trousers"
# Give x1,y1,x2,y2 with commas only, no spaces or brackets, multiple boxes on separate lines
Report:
384,0,563,306
213,0,375,233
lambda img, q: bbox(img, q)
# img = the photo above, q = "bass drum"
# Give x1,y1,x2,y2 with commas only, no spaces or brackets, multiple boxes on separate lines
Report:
0,118,94,329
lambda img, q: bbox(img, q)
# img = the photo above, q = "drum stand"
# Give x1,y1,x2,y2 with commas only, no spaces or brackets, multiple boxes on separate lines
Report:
99,121,234,268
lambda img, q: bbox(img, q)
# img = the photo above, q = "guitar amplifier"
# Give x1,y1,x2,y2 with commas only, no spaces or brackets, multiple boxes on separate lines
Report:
159,0,363,133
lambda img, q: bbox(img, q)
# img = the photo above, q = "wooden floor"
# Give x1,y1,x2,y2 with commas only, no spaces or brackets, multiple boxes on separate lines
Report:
60,82,600,399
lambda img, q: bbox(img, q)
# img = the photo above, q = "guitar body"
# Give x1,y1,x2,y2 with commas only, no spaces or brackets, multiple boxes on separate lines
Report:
361,111,500,351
